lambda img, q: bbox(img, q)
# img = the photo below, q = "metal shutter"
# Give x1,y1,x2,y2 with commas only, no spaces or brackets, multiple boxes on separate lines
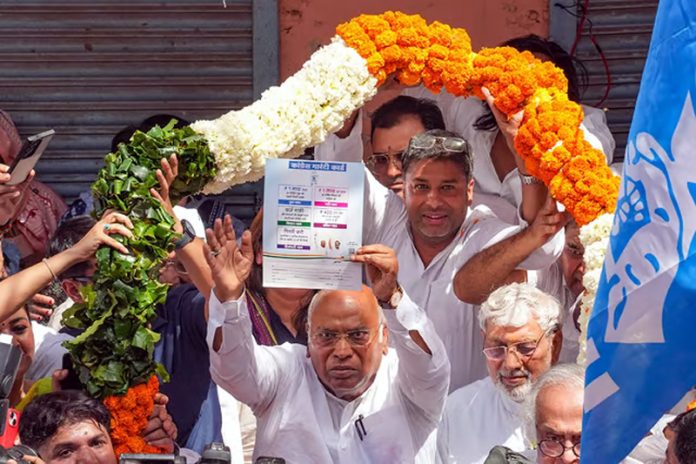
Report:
550,0,658,162
0,0,268,221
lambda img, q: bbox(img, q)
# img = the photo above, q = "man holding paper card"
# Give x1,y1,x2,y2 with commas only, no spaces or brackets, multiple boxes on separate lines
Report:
205,217,449,463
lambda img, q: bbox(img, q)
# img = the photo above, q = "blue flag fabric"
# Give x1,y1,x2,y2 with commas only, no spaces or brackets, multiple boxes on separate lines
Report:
581,1,696,462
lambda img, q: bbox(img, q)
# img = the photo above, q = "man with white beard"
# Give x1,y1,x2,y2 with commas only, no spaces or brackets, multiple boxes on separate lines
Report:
437,283,563,463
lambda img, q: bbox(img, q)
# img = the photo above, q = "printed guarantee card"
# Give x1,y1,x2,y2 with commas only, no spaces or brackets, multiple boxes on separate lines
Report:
262,159,364,290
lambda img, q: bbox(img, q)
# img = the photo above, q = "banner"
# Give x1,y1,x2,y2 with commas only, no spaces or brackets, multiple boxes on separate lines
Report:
581,1,696,462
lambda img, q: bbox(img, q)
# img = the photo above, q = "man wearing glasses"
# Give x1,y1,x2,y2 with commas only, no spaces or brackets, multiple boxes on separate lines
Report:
522,363,583,464
205,217,450,464
316,95,445,198
437,283,563,463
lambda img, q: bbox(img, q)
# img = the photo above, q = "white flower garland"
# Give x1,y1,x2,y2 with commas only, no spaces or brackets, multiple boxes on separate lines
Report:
577,212,614,364
192,38,377,194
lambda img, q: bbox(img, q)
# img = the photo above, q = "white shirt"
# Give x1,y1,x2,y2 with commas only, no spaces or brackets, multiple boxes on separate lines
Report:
358,170,563,390
438,377,527,464
208,289,450,464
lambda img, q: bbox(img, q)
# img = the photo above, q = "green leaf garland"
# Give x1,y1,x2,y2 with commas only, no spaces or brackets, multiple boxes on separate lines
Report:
63,119,217,398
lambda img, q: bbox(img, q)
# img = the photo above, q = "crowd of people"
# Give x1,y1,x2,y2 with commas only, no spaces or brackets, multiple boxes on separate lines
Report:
0,34,693,464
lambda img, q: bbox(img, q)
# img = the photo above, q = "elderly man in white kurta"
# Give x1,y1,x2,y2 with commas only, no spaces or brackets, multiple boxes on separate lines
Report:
318,125,565,391
204,218,450,464
437,283,564,463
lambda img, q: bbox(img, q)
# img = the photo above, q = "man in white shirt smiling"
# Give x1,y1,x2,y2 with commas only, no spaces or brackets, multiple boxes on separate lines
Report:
438,283,563,464
355,128,565,390
204,218,450,464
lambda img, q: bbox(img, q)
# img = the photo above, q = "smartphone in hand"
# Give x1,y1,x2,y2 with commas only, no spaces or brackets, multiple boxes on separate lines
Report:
7,129,55,186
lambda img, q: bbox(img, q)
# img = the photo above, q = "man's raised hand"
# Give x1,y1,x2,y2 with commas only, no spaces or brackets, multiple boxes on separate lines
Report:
203,215,253,302
351,244,399,305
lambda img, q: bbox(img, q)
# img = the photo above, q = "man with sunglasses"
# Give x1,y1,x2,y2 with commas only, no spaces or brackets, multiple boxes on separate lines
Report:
438,283,563,463
205,216,449,463
316,95,445,199
354,126,564,392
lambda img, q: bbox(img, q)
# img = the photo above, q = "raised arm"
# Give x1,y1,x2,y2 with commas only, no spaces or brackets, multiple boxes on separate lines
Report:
150,154,214,318
204,216,291,411
352,245,450,419
482,87,549,225
454,197,565,305
0,211,133,321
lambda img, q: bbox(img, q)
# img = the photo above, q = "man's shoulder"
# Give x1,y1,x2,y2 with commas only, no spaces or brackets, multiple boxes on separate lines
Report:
451,206,512,250
445,377,494,413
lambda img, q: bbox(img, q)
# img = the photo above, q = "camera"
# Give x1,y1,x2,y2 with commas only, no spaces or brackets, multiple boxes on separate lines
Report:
119,454,186,464
120,442,231,464
0,444,39,464
197,442,231,464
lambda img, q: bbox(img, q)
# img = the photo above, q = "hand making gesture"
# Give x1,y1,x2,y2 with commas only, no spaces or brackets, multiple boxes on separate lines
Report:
203,215,253,302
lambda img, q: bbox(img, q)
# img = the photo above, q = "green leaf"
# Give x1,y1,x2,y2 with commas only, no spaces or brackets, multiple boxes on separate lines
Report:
69,120,217,398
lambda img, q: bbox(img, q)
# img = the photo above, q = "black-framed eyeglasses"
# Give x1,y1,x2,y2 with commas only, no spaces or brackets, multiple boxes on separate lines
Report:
538,438,581,458
366,151,404,174
408,134,470,154
482,327,556,361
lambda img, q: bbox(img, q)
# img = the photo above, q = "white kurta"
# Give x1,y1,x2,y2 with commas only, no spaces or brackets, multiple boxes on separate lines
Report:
207,290,450,464
437,377,527,464
359,170,563,390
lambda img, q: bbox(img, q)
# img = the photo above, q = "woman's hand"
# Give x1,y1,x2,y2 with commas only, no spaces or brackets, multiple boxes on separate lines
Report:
69,211,134,260
0,163,35,227
27,293,55,321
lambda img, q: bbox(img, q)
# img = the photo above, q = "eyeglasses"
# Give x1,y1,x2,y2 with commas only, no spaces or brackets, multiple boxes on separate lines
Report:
408,134,470,154
366,151,403,174
538,438,581,458
311,325,381,348
482,328,556,361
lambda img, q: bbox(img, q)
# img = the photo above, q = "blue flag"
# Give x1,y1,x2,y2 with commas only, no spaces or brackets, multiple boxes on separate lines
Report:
581,1,696,462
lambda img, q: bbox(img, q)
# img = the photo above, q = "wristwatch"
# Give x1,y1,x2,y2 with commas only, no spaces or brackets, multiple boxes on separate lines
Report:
174,219,196,250
518,171,543,185
379,284,403,309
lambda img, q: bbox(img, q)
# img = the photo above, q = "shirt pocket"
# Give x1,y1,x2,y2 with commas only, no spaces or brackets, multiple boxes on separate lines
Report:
355,405,415,464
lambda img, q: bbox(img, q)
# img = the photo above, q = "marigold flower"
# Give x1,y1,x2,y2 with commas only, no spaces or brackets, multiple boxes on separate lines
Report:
104,376,165,459
335,11,619,225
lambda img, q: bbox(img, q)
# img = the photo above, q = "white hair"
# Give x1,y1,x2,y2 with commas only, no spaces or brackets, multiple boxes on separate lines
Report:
478,283,562,332
522,363,585,442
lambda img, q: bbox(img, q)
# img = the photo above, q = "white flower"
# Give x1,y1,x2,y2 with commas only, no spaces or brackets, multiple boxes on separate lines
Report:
191,39,378,194
576,212,614,364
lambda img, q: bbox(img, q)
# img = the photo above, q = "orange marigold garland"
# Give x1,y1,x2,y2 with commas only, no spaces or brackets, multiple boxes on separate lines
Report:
104,376,164,458
336,11,619,225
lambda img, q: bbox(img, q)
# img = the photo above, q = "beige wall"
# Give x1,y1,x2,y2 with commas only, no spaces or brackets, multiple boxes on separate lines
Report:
278,0,550,79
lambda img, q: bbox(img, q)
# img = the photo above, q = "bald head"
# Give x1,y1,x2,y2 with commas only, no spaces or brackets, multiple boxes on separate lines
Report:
306,285,389,401
307,285,383,331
